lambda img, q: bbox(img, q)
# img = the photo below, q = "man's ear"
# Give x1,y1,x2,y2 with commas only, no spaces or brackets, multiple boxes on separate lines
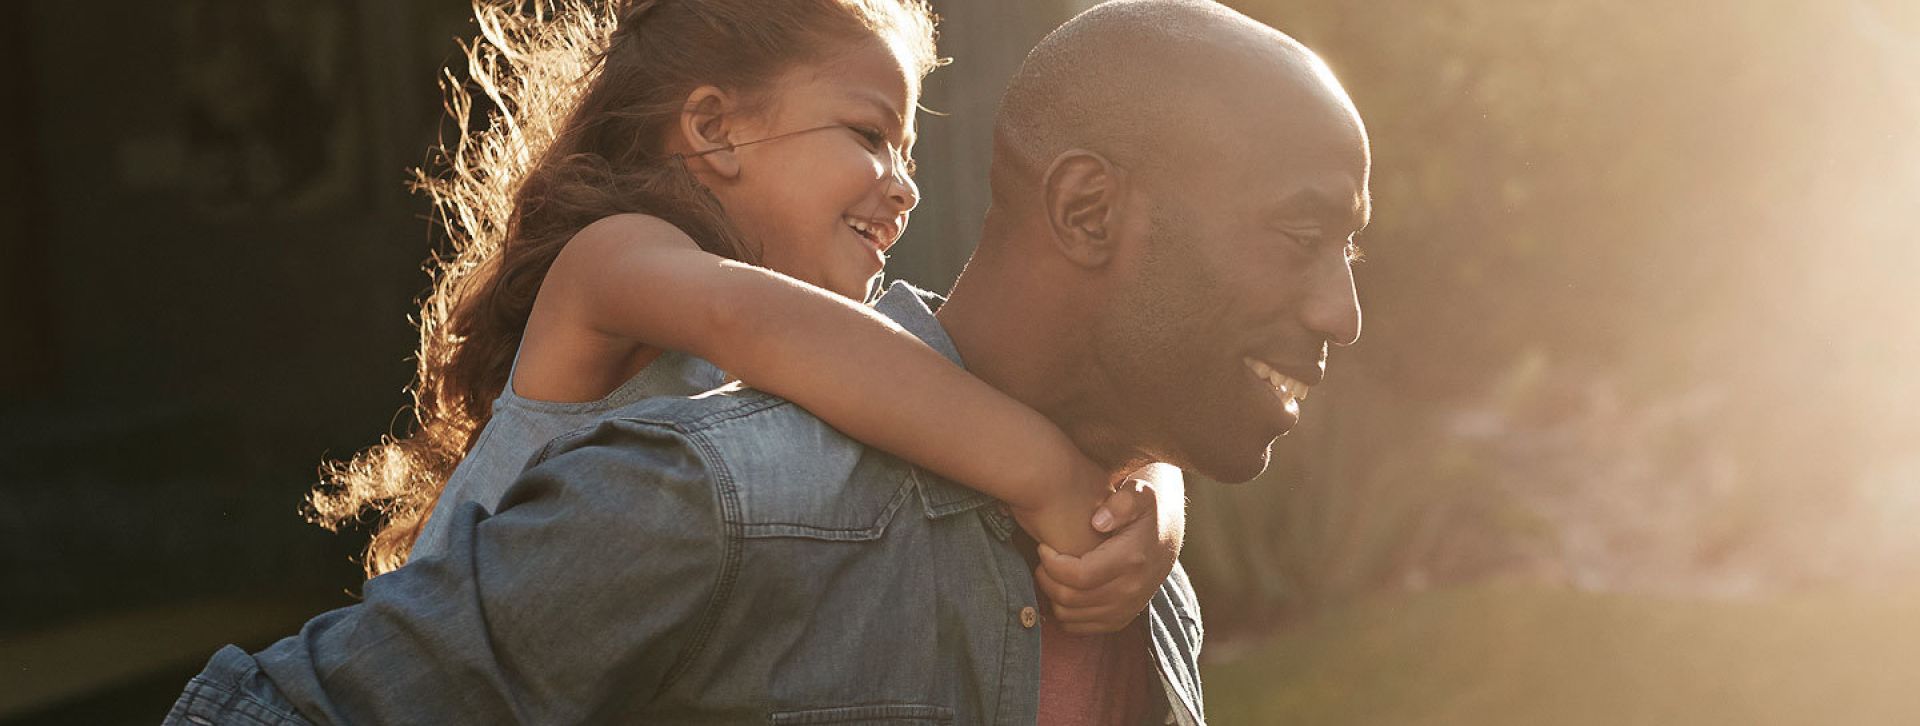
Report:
678,85,741,178
1042,149,1127,268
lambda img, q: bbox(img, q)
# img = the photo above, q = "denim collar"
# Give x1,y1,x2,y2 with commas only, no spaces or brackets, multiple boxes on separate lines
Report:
872,281,1006,529
873,280,964,367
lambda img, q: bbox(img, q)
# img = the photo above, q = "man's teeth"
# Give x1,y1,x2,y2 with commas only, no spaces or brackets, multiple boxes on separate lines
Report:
1242,357,1311,402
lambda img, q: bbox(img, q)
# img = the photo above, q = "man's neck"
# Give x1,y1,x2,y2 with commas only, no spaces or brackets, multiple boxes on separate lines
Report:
936,255,1146,476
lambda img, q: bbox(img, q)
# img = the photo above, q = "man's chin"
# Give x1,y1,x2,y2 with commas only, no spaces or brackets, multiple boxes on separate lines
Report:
1183,438,1275,484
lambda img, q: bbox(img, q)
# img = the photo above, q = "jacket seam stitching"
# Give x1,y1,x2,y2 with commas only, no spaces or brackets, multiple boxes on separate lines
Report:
655,425,744,693
736,470,915,536
612,393,793,433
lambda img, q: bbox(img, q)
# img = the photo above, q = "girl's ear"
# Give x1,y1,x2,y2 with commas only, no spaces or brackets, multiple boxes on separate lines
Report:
678,85,741,179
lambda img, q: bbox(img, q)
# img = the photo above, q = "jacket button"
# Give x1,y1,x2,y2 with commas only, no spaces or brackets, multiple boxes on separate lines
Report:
1019,606,1038,628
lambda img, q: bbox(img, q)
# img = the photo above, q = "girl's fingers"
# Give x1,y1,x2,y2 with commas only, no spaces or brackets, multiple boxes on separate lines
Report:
1040,529,1150,590
1033,562,1137,609
1092,478,1157,532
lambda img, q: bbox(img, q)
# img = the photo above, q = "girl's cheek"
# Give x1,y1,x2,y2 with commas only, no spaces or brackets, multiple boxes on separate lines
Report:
843,149,888,180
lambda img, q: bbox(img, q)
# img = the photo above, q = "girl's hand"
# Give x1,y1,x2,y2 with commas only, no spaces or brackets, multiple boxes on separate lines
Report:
1031,474,1185,634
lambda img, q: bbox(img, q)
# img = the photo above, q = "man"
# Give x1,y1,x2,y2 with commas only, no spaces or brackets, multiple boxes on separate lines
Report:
168,1,1368,723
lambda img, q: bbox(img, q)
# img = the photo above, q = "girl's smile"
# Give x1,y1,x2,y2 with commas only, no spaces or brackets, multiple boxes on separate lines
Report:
700,37,921,301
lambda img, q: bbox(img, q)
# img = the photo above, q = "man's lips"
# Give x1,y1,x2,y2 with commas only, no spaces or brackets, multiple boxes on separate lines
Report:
1241,356,1316,423
1242,356,1319,402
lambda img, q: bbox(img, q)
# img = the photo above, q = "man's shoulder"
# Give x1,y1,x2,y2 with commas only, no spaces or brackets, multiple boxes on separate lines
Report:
534,390,921,540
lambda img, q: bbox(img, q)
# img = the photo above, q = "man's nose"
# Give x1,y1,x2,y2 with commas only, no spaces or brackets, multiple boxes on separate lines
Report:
1304,257,1362,347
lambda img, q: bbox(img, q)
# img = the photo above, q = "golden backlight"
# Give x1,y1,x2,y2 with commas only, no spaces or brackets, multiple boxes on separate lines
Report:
1188,0,1920,722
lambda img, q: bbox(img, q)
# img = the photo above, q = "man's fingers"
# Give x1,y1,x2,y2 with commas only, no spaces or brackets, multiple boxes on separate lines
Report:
1092,478,1157,533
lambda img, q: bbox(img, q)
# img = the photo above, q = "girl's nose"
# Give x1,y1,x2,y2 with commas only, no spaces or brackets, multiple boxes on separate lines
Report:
886,158,919,214
887,146,917,212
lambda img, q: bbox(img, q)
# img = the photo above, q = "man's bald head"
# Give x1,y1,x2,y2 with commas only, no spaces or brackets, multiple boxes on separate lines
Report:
988,0,1365,219
944,0,1373,481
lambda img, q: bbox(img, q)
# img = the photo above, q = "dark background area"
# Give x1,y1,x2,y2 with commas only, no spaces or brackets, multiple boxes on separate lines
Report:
1,3,472,721
0,1,1076,721
4,0,1919,723
3,0,450,623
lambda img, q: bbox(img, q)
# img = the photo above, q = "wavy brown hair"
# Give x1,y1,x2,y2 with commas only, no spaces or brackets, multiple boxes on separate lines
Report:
307,0,940,578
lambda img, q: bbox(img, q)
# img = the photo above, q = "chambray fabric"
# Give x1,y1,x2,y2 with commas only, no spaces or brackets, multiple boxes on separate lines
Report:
166,646,309,725
411,347,727,562
166,282,1207,725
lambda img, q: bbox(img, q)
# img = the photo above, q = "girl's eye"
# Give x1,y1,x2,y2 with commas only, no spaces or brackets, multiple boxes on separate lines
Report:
848,125,916,178
850,126,887,150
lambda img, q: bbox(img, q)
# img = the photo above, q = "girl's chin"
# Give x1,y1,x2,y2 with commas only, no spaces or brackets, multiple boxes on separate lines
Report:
831,267,884,302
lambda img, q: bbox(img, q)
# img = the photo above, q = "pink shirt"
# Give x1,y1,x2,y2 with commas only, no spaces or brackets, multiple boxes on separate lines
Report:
1035,598,1165,725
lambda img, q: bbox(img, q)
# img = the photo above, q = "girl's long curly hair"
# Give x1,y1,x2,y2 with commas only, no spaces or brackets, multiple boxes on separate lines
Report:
307,0,940,578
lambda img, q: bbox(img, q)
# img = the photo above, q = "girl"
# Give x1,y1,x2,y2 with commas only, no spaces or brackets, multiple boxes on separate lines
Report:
309,0,1180,633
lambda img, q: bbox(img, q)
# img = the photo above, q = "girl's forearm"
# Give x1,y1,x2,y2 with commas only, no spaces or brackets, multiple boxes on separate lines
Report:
698,267,1108,554
555,219,1110,556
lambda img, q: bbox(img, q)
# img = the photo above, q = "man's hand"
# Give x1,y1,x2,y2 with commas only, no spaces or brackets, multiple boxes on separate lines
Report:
1032,469,1185,634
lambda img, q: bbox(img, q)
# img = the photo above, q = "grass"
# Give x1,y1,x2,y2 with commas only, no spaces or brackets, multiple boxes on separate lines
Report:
1201,580,1920,725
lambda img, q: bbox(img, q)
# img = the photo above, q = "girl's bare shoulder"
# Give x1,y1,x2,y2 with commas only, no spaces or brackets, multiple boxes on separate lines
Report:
568,213,701,257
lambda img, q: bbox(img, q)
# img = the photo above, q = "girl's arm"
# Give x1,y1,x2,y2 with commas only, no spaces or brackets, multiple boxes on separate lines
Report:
532,214,1109,554
1038,463,1187,633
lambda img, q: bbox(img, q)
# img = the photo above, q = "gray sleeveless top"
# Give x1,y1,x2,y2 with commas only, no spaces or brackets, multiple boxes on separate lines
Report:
410,349,728,562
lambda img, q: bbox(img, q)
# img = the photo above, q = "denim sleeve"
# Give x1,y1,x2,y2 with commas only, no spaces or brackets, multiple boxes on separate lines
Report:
241,418,730,725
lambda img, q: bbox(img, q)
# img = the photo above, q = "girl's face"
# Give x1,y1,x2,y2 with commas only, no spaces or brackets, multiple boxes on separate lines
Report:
710,36,920,302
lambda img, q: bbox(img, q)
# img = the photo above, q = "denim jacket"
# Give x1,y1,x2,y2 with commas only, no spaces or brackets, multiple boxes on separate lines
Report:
168,282,1206,725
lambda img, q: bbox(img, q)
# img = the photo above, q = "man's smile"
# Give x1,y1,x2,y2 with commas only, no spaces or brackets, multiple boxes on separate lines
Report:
1242,356,1316,427
1242,356,1314,403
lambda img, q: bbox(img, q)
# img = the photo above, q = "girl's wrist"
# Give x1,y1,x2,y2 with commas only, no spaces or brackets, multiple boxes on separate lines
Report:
1046,442,1107,502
